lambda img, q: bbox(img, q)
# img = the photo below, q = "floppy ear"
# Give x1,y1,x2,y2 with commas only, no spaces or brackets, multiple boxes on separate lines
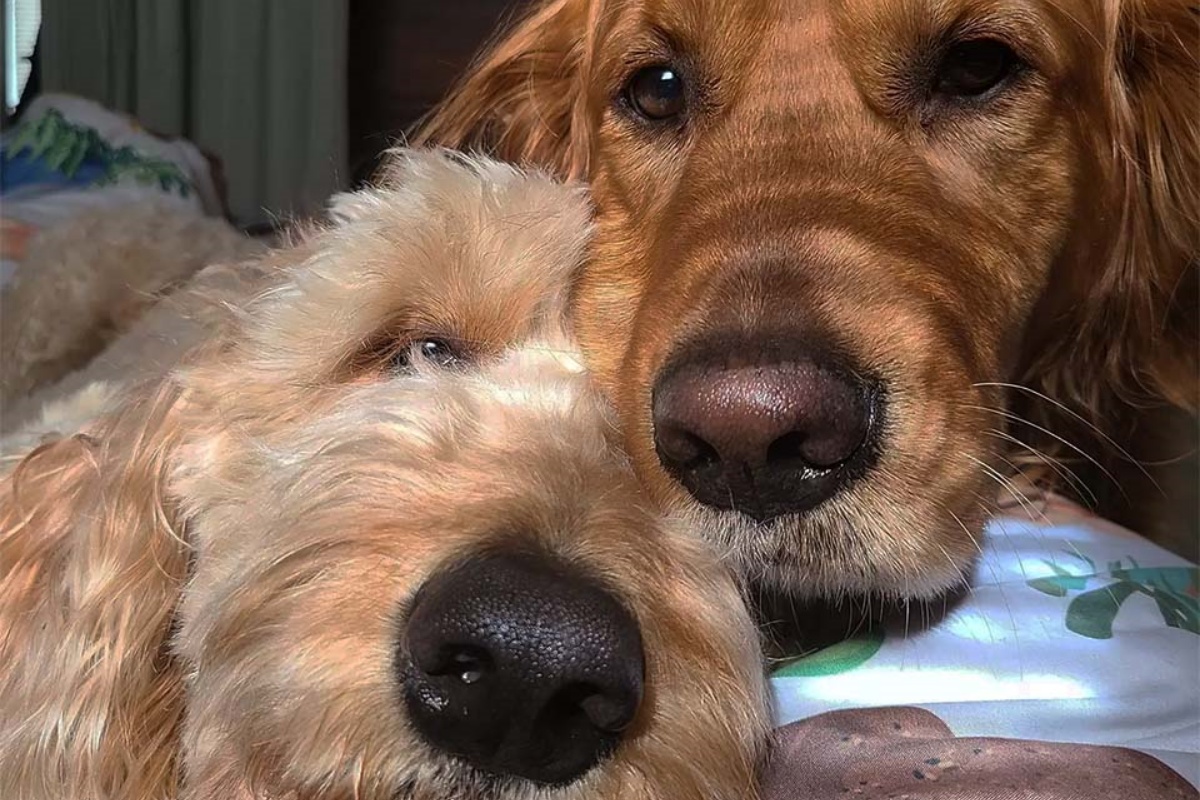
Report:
1026,0,1198,419
0,387,189,799
413,0,597,179
1097,0,1199,410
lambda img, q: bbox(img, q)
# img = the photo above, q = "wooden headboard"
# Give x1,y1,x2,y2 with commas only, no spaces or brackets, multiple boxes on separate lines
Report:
348,0,520,186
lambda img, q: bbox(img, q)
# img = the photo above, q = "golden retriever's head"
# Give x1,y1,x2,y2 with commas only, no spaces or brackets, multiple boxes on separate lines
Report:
419,0,1198,600
0,151,768,800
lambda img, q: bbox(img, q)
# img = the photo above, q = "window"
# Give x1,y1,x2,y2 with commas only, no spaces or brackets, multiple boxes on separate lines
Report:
5,0,40,115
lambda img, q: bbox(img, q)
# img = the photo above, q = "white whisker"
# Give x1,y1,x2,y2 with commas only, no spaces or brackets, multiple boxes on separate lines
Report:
962,404,1137,500
973,381,1163,490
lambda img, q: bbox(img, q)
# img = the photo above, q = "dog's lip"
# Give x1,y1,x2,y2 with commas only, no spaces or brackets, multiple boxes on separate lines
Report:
666,459,839,523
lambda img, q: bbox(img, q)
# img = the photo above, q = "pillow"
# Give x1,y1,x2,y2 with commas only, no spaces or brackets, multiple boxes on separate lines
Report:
1,93,223,290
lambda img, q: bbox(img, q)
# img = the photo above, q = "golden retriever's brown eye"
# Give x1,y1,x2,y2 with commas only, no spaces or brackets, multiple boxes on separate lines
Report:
390,337,465,373
935,39,1021,98
625,65,686,120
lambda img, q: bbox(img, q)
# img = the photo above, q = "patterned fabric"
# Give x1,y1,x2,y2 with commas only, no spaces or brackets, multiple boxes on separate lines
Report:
766,495,1199,794
1,94,220,289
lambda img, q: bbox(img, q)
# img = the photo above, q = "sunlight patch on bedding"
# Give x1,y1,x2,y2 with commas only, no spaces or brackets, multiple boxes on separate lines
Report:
773,665,1092,708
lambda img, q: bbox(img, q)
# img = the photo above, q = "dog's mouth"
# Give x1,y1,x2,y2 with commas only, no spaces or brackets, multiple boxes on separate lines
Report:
751,581,973,661
396,550,645,788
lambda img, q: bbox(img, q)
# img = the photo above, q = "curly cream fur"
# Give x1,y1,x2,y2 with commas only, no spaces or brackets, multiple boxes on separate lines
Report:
0,202,264,408
0,150,769,800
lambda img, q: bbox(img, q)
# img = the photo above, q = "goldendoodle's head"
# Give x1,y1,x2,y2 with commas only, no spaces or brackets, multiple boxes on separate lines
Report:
0,151,768,800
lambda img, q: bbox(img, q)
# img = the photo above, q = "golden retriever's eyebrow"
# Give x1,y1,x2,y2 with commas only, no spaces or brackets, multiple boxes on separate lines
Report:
938,8,1058,70
605,33,679,85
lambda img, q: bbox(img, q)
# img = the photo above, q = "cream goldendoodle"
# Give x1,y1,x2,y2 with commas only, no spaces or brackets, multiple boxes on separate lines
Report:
0,151,768,800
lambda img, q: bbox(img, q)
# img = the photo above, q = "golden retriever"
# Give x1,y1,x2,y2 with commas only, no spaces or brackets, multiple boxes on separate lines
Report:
416,0,1198,602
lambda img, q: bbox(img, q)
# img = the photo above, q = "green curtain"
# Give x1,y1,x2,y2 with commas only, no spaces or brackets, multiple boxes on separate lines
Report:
38,0,348,226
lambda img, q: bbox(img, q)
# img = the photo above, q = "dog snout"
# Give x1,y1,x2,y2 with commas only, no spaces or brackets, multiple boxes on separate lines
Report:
652,342,881,522
401,551,645,786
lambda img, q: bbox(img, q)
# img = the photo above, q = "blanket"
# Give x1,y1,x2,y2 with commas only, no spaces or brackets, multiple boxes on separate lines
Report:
763,493,1198,797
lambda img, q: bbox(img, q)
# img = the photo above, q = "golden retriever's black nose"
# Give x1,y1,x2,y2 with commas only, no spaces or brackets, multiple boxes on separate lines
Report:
653,346,880,521
401,552,644,786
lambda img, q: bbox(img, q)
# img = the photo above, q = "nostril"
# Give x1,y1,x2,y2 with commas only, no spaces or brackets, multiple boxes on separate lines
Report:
417,644,493,685
537,681,637,741
765,407,870,469
765,430,810,466
453,651,488,686
576,686,636,733
656,426,720,470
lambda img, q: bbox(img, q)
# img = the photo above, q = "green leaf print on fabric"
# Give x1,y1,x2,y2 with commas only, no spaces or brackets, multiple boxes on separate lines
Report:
1027,560,1092,597
771,631,886,677
6,109,193,197
1028,553,1199,639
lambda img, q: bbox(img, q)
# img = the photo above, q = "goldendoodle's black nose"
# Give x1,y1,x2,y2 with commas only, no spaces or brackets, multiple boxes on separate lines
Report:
401,551,645,786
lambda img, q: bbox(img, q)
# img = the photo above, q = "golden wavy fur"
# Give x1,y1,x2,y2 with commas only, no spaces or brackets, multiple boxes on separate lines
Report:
416,0,1199,596
0,150,768,800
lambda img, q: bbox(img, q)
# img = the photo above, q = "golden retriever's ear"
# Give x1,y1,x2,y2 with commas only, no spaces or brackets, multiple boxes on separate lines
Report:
1029,0,1198,419
1101,0,1199,410
413,0,597,179
0,388,188,798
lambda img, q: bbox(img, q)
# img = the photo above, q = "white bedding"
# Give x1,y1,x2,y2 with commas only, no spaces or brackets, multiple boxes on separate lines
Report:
770,493,1199,786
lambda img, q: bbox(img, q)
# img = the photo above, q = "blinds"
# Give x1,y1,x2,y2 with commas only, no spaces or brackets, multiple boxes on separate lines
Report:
4,0,42,112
